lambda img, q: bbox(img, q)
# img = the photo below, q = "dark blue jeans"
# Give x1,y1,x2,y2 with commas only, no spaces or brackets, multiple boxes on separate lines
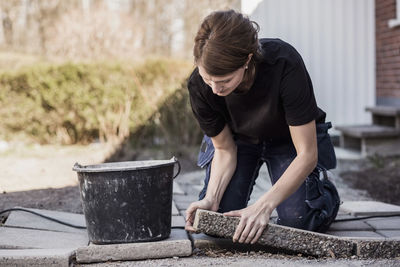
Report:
197,122,340,233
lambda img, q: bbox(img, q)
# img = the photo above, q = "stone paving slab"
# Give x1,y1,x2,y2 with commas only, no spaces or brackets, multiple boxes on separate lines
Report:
75,229,192,263
175,200,192,211
326,231,384,238
179,209,188,219
376,230,400,239
0,248,74,267
365,217,400,230
173,194,199,203
192,185,204,192
173,181,185,195
0,227,88,249
171,200,179,216
193,209,355,258
193,209,400,258
340,201,400,216
174,170,203,185
191,233,275,252
329,220,374,231
172,215,185,228
4,207,86,234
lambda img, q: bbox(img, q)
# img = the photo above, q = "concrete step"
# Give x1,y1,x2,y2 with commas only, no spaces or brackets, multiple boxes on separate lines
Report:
366,106,400,129
366,106,400,116
335,125,400,138
335,125,400,156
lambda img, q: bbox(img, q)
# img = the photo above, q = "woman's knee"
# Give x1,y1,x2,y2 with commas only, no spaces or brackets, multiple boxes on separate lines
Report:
277,169,340,232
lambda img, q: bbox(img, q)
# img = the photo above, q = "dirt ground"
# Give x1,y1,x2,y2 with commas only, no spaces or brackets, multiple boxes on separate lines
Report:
340,156,400,205
0,142,198,214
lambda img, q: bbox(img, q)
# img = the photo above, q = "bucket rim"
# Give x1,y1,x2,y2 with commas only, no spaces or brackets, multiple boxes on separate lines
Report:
72,158,177,173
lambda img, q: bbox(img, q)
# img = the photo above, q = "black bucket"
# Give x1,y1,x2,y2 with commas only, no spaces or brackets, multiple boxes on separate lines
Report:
72,157,180,244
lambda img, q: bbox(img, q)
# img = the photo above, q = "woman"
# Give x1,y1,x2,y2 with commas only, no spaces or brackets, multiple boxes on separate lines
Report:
185,10,340,244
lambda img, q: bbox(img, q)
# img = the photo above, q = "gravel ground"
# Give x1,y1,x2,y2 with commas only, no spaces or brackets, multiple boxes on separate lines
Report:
77,251,400,267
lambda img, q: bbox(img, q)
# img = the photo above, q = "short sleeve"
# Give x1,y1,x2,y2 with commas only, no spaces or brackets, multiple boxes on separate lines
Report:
280,50,319,126
187,73,226,137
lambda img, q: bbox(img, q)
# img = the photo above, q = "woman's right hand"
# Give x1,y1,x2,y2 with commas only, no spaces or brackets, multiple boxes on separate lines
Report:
185,198,218,232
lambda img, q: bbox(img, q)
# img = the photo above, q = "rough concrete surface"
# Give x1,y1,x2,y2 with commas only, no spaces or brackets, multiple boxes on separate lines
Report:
193,209,354,258
193,209,400,259
356,239,400,259
0,248,75,267
75,256,400,267
75,229,192,263
0,227,88,249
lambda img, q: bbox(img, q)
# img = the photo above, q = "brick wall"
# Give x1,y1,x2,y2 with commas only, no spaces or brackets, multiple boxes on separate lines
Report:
376,0,400,104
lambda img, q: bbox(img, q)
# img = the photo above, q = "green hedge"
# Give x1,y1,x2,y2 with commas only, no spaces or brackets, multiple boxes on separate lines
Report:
130,83,203,148
0,59,195,144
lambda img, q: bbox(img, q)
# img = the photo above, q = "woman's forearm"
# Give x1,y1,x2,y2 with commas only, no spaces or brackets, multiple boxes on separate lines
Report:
257,152,317,213
204,145,237,207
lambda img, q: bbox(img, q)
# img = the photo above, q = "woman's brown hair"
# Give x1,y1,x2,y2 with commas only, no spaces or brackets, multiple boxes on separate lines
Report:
193,10,263,91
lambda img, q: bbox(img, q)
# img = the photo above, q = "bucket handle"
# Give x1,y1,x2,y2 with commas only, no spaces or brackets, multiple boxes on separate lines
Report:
172,157,181,179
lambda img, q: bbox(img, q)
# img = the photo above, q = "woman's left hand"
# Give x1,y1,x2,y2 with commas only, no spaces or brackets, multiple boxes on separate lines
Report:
223,202,271,244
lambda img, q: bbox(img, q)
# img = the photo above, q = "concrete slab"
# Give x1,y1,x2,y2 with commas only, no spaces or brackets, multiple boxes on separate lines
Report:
340,201,400,216
334,214,355,221
174,170,203,185
193,209,355,258
326,231,384,238
356,239,400,258
0,248,74,267
4,207,86,234
175,200,192,211
329,220,374,231
179,210,188,219
376,230,400,239
0,227,88,249
75,229,192,263
173,194,199,203
173,181,185,195
192,185,204,192
253,165,272,189
171,215,185,228
337,208,352,216
193,209,400,259
365,217,400,230
191,233,274,252
171,200,179,216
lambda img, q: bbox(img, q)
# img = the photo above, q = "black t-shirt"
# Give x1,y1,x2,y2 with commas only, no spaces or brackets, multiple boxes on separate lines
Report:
187,38,326,143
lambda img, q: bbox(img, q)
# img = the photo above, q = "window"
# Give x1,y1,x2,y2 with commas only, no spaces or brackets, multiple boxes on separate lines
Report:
388,0,400,28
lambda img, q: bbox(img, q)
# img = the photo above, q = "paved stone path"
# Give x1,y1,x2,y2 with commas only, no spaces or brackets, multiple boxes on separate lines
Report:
1,151,400,266
174,166,400,247
194,209,400,258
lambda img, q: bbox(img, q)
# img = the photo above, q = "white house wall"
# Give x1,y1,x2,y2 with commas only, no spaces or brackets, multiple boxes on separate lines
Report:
244,0,376,127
